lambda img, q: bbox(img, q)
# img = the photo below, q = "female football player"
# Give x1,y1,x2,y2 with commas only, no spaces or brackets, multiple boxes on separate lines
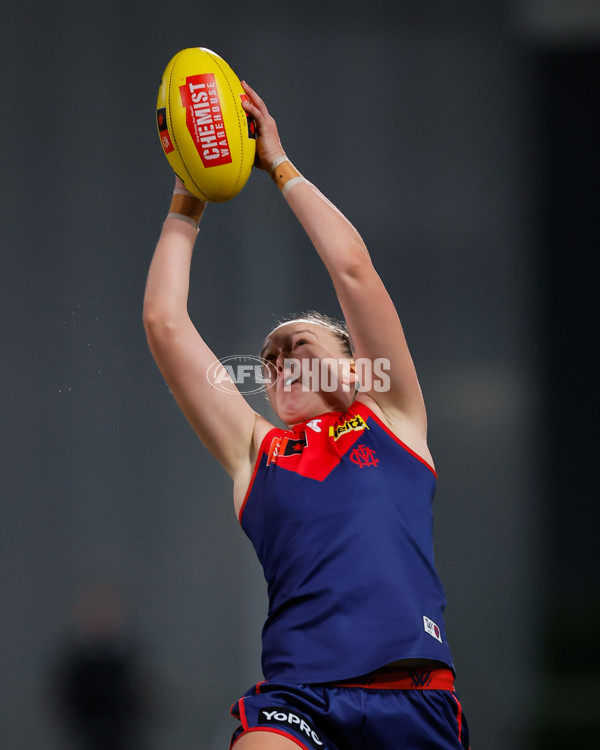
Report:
143,80,469,750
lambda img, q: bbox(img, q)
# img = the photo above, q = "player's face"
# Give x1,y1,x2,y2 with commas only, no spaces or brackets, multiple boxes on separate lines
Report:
261,321,355,426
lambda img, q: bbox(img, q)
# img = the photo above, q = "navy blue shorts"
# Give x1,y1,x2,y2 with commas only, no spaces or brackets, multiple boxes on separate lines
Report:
230,667,469,750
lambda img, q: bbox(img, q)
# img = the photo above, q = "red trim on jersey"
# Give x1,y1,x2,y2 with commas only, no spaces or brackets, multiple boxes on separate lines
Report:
353,401,437,477
231,726,311,750
255,680,267,694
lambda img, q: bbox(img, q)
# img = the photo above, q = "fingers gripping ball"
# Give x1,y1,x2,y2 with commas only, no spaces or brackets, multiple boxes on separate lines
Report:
156,48,256,202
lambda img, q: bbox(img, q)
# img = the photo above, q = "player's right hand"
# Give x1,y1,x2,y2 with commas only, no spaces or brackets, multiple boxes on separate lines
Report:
240,80,287,171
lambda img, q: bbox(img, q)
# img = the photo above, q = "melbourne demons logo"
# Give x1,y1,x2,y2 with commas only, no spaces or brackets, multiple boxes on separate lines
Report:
350,444,379,468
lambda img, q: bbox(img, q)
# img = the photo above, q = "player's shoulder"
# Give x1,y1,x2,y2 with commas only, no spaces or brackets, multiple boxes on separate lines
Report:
253,413,279,449
355,394,435,470
232,414,278,517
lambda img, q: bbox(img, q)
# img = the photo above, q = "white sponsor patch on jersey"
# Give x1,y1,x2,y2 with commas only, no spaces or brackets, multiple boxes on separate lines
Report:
423,615,443,643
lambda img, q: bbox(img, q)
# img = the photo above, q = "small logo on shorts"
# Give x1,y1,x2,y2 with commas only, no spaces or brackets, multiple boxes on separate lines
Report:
259,707,324,748
423,615,443,643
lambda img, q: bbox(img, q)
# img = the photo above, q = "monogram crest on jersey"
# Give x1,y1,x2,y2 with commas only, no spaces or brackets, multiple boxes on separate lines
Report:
350,444,379,468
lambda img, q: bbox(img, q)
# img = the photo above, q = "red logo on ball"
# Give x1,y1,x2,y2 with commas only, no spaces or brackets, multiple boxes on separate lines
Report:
179,73,232,167
156,108,174,154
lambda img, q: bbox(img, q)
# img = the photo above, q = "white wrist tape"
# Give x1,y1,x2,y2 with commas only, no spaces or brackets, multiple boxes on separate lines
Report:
166,212,200,230
281,176,307,197
270,155,290,172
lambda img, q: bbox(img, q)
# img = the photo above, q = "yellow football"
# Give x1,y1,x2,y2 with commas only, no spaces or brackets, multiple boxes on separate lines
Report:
156,47,256,202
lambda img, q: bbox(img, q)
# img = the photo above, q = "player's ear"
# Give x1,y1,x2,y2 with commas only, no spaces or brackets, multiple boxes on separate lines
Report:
341,359,360,392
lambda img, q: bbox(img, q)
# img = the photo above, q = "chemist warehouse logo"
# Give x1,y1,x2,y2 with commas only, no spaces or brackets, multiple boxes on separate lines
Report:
179,73,232,167
259,707,324,748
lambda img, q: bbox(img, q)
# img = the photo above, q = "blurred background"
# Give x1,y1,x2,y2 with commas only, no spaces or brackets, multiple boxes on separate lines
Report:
2,1,599,748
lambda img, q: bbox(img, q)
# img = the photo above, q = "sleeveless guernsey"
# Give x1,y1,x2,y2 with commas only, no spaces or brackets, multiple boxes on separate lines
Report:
239,400,454,684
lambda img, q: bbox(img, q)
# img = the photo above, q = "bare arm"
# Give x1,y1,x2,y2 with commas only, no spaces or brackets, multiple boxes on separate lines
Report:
143,188,263,482
241,83,428,442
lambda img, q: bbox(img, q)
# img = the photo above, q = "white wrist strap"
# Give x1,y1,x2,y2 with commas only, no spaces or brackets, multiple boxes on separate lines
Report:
166,212,200,229
282,176,307,197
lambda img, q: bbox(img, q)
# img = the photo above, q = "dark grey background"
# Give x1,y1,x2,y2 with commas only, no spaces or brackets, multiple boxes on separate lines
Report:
2,1,599,748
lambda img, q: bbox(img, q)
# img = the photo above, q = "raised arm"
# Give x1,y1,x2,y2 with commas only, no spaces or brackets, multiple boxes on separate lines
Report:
143,183,267,485
241,82,429,447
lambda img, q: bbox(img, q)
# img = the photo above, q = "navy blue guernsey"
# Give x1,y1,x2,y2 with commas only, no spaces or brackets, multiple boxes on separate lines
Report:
239,400,454,684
